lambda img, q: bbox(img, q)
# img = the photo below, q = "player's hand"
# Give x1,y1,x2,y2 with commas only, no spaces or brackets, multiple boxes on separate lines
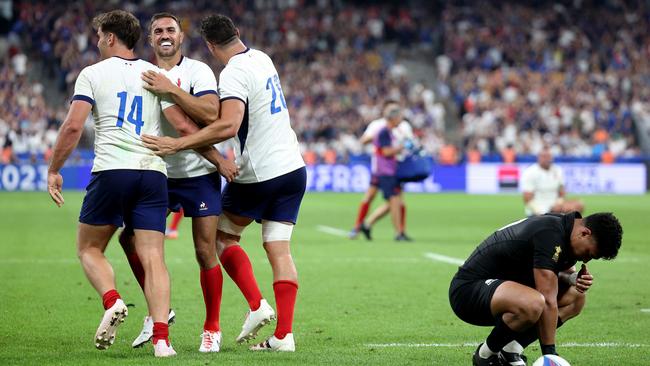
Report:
142,134,181,156
141,70,175,94
575,263,593,293
47,171,64,207
217,158,239,182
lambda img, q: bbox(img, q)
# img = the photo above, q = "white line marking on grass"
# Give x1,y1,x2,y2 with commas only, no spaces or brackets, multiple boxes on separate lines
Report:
641,309,650,313
316,225,349,237
365,342,649,348
424,252,464,266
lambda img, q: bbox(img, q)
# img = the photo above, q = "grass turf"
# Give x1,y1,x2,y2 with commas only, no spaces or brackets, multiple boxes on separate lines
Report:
0,191,648,365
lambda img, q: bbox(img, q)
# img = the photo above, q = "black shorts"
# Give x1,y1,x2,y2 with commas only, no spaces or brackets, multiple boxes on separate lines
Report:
448,275,505,326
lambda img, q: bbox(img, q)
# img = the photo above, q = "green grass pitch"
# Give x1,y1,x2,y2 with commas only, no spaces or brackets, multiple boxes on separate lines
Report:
0,192,649,365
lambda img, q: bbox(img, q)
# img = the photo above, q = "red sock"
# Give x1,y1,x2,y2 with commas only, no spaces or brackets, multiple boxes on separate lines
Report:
220,245,263,311
355,201,370,229
126,252,146,291
273,280,298,339
169,209,184,231
400,203,406,233
200,265,223,331
102,289,121,310
152,322,169,346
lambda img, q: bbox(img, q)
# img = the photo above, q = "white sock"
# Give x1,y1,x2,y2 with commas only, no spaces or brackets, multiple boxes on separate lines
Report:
479,342,496,358
502,340,524,354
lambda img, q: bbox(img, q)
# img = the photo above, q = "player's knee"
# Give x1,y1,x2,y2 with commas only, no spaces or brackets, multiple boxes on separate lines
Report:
522,293,546,323
194,245,217,269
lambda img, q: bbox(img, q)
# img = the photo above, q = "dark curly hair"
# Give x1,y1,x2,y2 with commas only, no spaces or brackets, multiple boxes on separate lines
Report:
583,212,623,260
92,10,141,50
200,14,238,46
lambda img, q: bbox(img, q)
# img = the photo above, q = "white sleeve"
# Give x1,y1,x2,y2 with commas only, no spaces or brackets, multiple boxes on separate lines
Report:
72,67,95,104
400,121,415,139
192,62,218,97
218,65,248,102
555,166,565,186
520,167,536,193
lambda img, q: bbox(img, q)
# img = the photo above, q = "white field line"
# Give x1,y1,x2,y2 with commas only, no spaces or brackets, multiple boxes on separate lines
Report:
424,252,465,266
0,256,426,265
316,225,349,237
365,342,649,348
641,309,650,313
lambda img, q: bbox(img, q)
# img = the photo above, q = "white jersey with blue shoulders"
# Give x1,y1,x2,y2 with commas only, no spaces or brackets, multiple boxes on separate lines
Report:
72,56,175,174
159,56,224,178
218,48,304,183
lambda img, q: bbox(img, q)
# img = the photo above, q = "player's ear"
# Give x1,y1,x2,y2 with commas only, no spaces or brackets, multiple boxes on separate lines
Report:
148,34,153,47
236,28,240,38
179,31,184,45
581,226,592,238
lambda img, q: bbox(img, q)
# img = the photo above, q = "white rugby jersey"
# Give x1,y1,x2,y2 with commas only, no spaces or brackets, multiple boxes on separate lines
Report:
159,56,221,178
362,118,414,161
218,48,304,183
73,56,174,174
520,163,564,215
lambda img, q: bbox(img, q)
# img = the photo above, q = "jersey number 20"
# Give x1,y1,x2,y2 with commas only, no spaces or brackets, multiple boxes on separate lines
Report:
266,75,287,115
116,91,144,135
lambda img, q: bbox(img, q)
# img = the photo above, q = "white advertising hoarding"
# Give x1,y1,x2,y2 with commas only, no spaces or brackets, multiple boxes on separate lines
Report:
467,163,646,194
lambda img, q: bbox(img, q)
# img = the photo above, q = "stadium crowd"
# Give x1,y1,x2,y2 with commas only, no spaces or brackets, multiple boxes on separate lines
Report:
1,0,648,165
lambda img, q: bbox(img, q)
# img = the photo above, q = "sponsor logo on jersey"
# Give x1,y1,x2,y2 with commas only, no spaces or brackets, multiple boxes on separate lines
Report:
552,245,562,262
485,279,498,286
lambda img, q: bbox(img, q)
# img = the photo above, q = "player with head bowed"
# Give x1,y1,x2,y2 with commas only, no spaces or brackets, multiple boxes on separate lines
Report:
115,12,244,353
142,13,305,352
448,212,622,365
521,147,584,217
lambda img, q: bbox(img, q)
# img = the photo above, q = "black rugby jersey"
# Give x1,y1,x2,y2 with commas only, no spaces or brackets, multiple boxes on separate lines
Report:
455,212,579,286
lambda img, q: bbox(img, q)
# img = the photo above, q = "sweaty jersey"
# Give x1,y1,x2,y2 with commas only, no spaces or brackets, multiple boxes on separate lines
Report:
456,212,579,287
159,56,220,178
521,163,564,215
73,56,174,174
218,48,304,183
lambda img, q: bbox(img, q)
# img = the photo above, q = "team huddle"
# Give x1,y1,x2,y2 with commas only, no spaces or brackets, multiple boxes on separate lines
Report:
45,9,625,365
47,10,304,357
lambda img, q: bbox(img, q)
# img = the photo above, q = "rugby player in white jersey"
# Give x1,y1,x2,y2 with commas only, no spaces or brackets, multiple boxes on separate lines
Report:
143,14,306,352
521,148,584,216
46,10,223,358
117,12,264,353
350,100,414,241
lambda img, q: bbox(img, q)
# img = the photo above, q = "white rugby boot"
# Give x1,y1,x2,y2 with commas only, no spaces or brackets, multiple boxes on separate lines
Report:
250,333,295,352
199,330,222,353
94,299,128,350
153,339,177,357
235,299,276,343
132,309,176,348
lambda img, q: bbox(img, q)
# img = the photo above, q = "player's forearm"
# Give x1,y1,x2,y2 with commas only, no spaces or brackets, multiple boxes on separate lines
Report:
558,267,577,286
195,146,223,168
170,88,219,126
178,119,237,150
48,122,84,173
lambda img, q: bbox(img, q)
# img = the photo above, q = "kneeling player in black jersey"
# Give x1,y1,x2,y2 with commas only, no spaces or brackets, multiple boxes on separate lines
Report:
449,212,622,365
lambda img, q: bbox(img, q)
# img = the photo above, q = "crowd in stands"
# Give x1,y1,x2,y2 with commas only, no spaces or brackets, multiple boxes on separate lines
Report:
443,0,648,163
1,0,648,165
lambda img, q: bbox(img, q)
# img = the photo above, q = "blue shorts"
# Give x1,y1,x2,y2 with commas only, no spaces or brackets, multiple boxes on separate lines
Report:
377,175,401,199
222,167,306,224
79,170,168,233
168,172,222,217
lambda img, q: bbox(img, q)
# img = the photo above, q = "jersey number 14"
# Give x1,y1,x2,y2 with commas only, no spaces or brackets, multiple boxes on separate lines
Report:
116,91,144,135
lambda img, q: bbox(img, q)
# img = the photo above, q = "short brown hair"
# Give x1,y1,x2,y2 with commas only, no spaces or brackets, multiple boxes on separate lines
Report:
92,10,141,50
200,14,238,46
149,12,182,34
